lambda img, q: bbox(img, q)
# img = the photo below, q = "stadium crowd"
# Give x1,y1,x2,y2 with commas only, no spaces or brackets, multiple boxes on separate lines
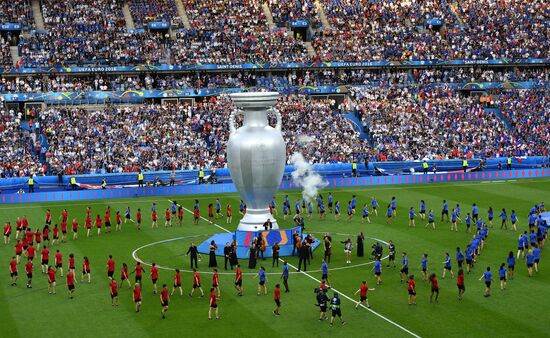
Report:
0,0,34,27
129,0,181,28
268,0,318,27
349,86,536,161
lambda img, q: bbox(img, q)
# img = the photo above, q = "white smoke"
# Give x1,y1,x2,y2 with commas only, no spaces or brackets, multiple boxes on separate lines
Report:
290,152,328,203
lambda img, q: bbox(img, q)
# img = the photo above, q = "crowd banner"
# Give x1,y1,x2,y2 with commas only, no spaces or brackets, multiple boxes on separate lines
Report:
2,82,547,103
1,167,549,205
0,23,22,31
1,59,548,75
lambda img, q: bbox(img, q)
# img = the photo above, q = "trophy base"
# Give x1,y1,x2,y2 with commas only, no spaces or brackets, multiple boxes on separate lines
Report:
237,208,279,232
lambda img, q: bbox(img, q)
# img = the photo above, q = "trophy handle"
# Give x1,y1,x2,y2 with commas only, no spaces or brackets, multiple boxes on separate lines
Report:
273,108,282,131
229,109,239,134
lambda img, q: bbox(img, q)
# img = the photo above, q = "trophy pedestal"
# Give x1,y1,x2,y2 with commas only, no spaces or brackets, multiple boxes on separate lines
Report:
237,208,279,232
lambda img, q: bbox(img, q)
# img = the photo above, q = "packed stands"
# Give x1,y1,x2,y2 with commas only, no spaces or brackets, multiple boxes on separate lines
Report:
0,36,13,68
0,0,34,26
175,0,309,64
268,0,317,27
129,0,181,28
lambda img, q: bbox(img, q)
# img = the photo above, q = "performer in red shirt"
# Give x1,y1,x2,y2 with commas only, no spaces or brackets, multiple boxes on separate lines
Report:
120,263,131,288
45,209,52,225
151,207,158,228
457,269,465,300
52,224,59,245
151,263,159,294
110,279,118,306
60,209,68,223
71,219,79,240
176,206,183,226
9,256,18,286
354,280,375,309
104,212,111,233
273,283,281,316
22,216,29,231
26,244,36,261
115,211,122,232
41,246,49,273
106,255,115,280
14,240,23,263
234,264,243,296
226,205,232,224
95,215,102,236
212,268,220,298
47,266,56,294
42,225,50,246
85,216,92,237
193,208,200,225
25,258,33,288
4,222,12,244
407,275,416,305
136,209,142,230
60,220,67,243
25,229,34,247
81,256,91,283
160,284,170,318
66,271,76,299
164,209,172,227
15,217,23,239
171,268,183,296
132,262,144,285
429,273,439,303
34,228,41,251
133,283,142,312
209,287,219,320
86,207,91,219
55,250,63,277
189,268,204,297
208,204,214,224
68,253,75,274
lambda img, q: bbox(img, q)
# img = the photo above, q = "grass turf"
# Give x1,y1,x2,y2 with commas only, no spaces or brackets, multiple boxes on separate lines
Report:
1,178,549,338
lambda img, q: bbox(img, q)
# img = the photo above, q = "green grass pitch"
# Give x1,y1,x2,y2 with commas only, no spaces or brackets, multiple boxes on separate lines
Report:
1,178,549,338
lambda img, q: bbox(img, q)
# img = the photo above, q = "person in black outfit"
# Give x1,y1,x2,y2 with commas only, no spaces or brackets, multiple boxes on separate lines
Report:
248,239,257,269
223,242,232,270
230,240,238,269
208,241,218,268
298,241,309,272
357,232,365,257
263,219,273,231
306,234,315,262
323,234,332,263
272,242,280,267
186,243,199,269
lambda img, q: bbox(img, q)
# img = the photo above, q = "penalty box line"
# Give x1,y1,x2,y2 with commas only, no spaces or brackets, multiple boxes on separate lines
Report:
174,200,422,338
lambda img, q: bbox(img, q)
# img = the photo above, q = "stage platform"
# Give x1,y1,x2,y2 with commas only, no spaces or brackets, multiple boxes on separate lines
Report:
197,227,321,259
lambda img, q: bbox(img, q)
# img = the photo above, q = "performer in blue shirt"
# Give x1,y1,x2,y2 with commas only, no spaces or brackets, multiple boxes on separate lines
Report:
472,203,479,222
371,197,378,216
506,251,515,280
419,200,426,220
498,263,507,290
399,252,409,283
282,202,289,221
517,232,527,259
362,204,371,224
281,261,289,292
391,197,397,217
386,204,393,225
270,198,277,216
526,250,535,277
456,247,464,269
479,266,492,297
465,213,472,233
334,201,341,221
295,200,301,215
533,245,541,273
408,207,416,227
510,210,517,231
442,252,454,279
421,254,428,281
441,200,449,222
372,257,382,285
487,207,494,228
426,209,435,229
499,208,507,229
215,199,222,218
327,193,333,214
347,201,353,222
308,202,313,220
351,195,357,213
451,209,458,231
321,259,330,286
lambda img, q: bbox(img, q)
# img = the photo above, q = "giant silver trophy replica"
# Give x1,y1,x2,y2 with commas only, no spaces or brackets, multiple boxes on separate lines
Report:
227,92,286,232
